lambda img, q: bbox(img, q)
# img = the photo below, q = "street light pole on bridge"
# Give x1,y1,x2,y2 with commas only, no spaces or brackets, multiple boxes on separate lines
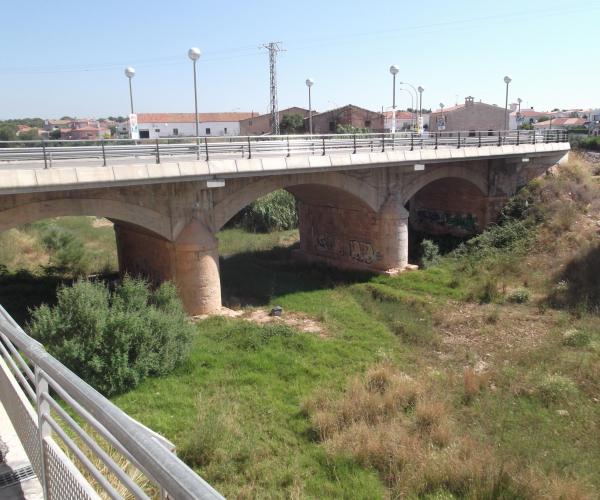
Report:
389,65,399,134
188,47,202,160
305,78,314,135
504,75,512,131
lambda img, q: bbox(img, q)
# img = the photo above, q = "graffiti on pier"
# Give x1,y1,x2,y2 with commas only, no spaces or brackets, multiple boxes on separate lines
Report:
315,234,336,252
349,240,378,264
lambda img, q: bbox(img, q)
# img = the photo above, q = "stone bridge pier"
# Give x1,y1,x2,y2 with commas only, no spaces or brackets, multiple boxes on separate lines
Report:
0,143,569,316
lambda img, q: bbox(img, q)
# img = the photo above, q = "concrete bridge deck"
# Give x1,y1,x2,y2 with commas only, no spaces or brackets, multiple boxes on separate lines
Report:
0,132,570,315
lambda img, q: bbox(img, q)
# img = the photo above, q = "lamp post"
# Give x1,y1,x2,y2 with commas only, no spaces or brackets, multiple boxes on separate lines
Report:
417,86,424,133
305,78,314,135
389,65,399,133
504,76,512,131
399,81,418,130
438,103,445,131
188,47,201,159
124,67,135,114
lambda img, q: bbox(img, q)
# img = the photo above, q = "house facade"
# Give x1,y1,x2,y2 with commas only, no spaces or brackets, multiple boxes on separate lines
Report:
428,97,506,133
239,107,311,135
135,112,253,139
308,104,384,134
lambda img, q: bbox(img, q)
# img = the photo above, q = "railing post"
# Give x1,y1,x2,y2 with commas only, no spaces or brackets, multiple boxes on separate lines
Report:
35,366,51,496
497,131,502,147
204,137,209,161
410,132,414,151
322,137,326,156
435,132,438,150
457,131,461,149
155,139,160,164
247,136,252,159
516,130,520,146
478,131,482,148
381,133,385,152
101,139,106,166
532,130,536,145
287,135,290,157
353,134,357,154
42,140,48,169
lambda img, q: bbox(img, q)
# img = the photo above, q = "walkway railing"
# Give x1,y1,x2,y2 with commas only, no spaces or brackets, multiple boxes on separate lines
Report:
0,129,568,168
0,305,224,499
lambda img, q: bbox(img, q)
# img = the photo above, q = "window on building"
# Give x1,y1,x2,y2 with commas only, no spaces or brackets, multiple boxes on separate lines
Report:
173,128,179,136
469,130,476,137
224,127,228,134
365,120,371,128
139,130,150,139
329,121,336,132
205,127,211,135
155,128,160,133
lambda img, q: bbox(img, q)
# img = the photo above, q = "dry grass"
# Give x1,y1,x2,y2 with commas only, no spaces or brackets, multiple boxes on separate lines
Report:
305,362,594,498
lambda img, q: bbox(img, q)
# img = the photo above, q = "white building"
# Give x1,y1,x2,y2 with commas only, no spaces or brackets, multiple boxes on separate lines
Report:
135,112,254,139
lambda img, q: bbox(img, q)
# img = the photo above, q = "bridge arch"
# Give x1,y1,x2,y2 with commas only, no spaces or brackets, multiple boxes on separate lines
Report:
0,198,172,240
400,164,488,203
213,171,379,231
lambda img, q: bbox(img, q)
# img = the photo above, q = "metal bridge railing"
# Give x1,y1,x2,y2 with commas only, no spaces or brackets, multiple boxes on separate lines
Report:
0,129,569,168
0,305,224,500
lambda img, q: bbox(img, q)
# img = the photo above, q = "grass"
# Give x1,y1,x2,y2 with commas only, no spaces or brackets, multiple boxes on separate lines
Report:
4,157,600,497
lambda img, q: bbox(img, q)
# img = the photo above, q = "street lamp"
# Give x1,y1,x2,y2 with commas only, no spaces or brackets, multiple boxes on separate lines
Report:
389,65,399,133
399,81,418,130
417,86,424,133
504,76,512,131
124,67,135,114
305,78,314,135
188,47,201,159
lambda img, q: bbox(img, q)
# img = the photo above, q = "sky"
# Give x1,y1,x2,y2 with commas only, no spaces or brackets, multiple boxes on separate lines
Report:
1,0,598,119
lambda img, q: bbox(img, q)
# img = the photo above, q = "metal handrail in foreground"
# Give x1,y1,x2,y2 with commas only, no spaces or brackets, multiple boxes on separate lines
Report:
0,129,569,168
0,305,224,499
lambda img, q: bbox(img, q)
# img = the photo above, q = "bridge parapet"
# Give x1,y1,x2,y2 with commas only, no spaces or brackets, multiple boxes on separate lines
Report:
0,306,223,499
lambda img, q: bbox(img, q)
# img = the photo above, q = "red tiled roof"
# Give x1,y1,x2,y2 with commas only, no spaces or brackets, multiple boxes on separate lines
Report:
136,112,254,123
383,111,414,119
534,117,586,127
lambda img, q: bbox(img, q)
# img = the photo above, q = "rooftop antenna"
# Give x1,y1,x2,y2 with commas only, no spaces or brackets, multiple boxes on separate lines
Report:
261,42,284,134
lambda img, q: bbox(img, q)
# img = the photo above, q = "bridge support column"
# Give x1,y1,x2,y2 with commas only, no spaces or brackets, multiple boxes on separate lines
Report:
114,220,221,315
294,196,409,274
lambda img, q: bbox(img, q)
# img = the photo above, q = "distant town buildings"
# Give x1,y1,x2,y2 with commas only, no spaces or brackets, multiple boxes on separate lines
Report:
307,104,384,134
135,112,253,139
239,107,311,135
428,97,506,133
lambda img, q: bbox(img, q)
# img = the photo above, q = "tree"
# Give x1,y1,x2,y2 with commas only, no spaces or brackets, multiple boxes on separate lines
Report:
18,128,40,141
336,123,370,134
49,129,62,140
0,124,17,143
537,115,550,123
280,113,305,134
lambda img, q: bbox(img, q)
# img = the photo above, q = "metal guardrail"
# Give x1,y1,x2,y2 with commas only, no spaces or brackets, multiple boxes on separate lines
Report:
0,130,569,168
0,305,224,499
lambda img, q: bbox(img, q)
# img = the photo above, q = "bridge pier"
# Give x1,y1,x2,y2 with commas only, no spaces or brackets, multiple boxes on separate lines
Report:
114,220,221,315
293,195,409,274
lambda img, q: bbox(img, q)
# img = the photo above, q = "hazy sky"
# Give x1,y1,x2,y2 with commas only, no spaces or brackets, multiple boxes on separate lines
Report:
1,0,597,119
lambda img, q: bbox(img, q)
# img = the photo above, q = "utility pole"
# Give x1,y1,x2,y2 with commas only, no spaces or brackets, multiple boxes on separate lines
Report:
261,42,284,135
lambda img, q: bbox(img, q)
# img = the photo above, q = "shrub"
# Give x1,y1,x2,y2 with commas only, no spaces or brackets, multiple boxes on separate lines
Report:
41,225,90,277
508,288,530,304
561,329,591,348
230,190,298,233
536,374,578,407
420,239,441,269
27,277,194,396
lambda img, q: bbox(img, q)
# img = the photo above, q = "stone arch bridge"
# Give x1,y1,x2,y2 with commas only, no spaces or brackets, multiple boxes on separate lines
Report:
0,137,569,314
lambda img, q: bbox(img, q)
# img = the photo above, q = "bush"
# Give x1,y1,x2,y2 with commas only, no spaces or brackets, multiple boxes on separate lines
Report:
41,225,90,277
230,190,298,233
420,239,441,269
27,277,195,396
536,374,578,407
561,329,591,348
508,288,530,304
